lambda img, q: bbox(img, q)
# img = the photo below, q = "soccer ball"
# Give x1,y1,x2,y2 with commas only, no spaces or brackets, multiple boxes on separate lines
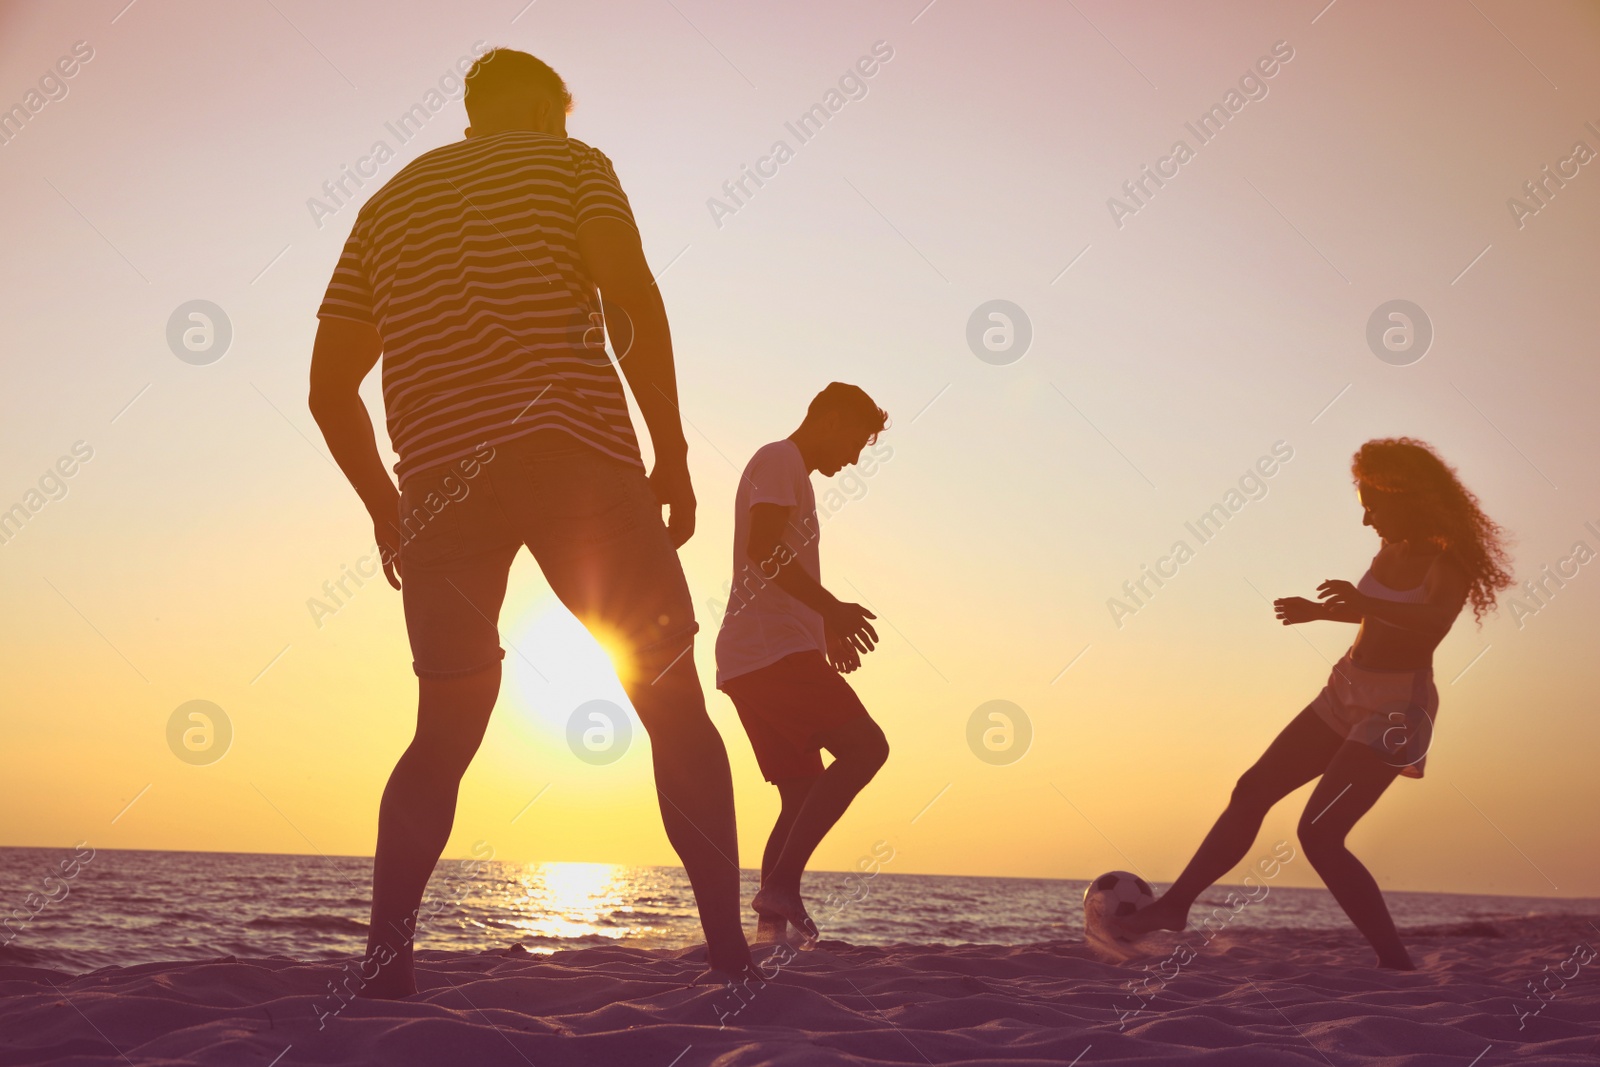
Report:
1083,870,1154,943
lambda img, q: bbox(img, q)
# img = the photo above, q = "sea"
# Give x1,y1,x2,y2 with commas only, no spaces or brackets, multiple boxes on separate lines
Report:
1,847,1594,974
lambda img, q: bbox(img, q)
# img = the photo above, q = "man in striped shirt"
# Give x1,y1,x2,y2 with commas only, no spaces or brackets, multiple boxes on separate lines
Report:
309,48,752,995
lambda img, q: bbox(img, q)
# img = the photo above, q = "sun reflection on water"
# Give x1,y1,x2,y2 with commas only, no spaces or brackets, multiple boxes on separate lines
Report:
499,862,641,948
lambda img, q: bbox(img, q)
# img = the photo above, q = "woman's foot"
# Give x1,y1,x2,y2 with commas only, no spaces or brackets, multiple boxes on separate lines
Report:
1108,895,1188,941
752,883,818,941
1377,950,1416,971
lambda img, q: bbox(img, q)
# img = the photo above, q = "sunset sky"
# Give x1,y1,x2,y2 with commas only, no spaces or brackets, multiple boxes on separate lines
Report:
2,0,1598,901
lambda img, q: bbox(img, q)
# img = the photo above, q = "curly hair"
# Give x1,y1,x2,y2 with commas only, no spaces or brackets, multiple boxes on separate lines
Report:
1351,437,1512,623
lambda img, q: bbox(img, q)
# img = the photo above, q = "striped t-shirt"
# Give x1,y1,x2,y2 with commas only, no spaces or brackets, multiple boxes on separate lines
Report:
318,131,643,484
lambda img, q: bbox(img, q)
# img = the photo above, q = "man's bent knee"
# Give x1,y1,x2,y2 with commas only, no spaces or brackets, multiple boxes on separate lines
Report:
862,723,890,772
826,718,889,772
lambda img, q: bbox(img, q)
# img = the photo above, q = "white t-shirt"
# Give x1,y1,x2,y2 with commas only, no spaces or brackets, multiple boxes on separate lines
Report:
715,439,825,687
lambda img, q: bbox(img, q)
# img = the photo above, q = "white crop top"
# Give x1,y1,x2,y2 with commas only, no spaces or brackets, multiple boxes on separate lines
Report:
1357,568,1429,604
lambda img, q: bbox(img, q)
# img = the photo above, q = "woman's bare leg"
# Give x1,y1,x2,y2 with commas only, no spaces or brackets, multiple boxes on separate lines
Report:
1122,707,1341,937
1297,741,1412,969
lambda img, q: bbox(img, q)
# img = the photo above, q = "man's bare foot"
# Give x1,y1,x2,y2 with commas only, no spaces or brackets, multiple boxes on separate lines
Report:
752,884,818,941
353,953,416,999
754,911,790,945
1377,952,1417,971
692,937,757,984
690,950,765,989
1107,896,1187,942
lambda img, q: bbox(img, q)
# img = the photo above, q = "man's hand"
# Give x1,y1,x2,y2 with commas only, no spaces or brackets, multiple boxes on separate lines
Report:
649,454,696,548
826,626,861,674
1315,579,1367,623
823,600,879,656
369,488,403,590
1272,596,1325,626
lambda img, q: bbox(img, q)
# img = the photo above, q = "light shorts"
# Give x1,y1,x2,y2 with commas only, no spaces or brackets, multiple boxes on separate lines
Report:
397,429,697,682
1307,652,1438,778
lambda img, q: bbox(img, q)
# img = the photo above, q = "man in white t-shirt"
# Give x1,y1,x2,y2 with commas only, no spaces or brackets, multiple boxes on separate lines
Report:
715,382,891,942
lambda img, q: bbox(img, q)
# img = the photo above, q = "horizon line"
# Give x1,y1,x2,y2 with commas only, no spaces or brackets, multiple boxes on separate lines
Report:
2,844,1595,903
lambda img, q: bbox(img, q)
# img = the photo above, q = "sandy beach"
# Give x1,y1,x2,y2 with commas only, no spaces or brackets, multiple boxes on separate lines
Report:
3,915,1596,1066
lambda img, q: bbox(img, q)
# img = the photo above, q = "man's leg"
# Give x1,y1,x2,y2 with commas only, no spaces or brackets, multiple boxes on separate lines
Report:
366,467,517,999
622,641,752,975
510,443,753,976
756,777,819,943
362,666,500,998
752,716,889,937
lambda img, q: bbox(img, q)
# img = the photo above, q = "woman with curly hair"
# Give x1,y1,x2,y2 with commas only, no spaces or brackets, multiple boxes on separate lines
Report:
1114,438,1513,969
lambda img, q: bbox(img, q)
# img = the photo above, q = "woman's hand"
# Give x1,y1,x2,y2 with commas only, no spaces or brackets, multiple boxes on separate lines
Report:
1273,596,1325,625
1316,579,1366,623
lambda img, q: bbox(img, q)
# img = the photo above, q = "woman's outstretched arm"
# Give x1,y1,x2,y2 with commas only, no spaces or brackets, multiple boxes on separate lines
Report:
1274,594,1355,625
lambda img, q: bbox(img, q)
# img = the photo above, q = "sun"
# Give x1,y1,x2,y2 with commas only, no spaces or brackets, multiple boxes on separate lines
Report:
500,594,640,735
588,627,637,685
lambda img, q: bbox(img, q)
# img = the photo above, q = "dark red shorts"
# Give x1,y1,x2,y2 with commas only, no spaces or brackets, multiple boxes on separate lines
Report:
719,650,870,782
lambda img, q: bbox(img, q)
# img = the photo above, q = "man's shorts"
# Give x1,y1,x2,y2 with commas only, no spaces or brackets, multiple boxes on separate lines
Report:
719,650,870,782
1306,652,1439,778
397,429,697,684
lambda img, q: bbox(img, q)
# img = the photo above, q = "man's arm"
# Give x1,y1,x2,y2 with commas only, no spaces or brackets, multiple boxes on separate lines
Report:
576,217,694,545
746,503,878,655
308,316,403,588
